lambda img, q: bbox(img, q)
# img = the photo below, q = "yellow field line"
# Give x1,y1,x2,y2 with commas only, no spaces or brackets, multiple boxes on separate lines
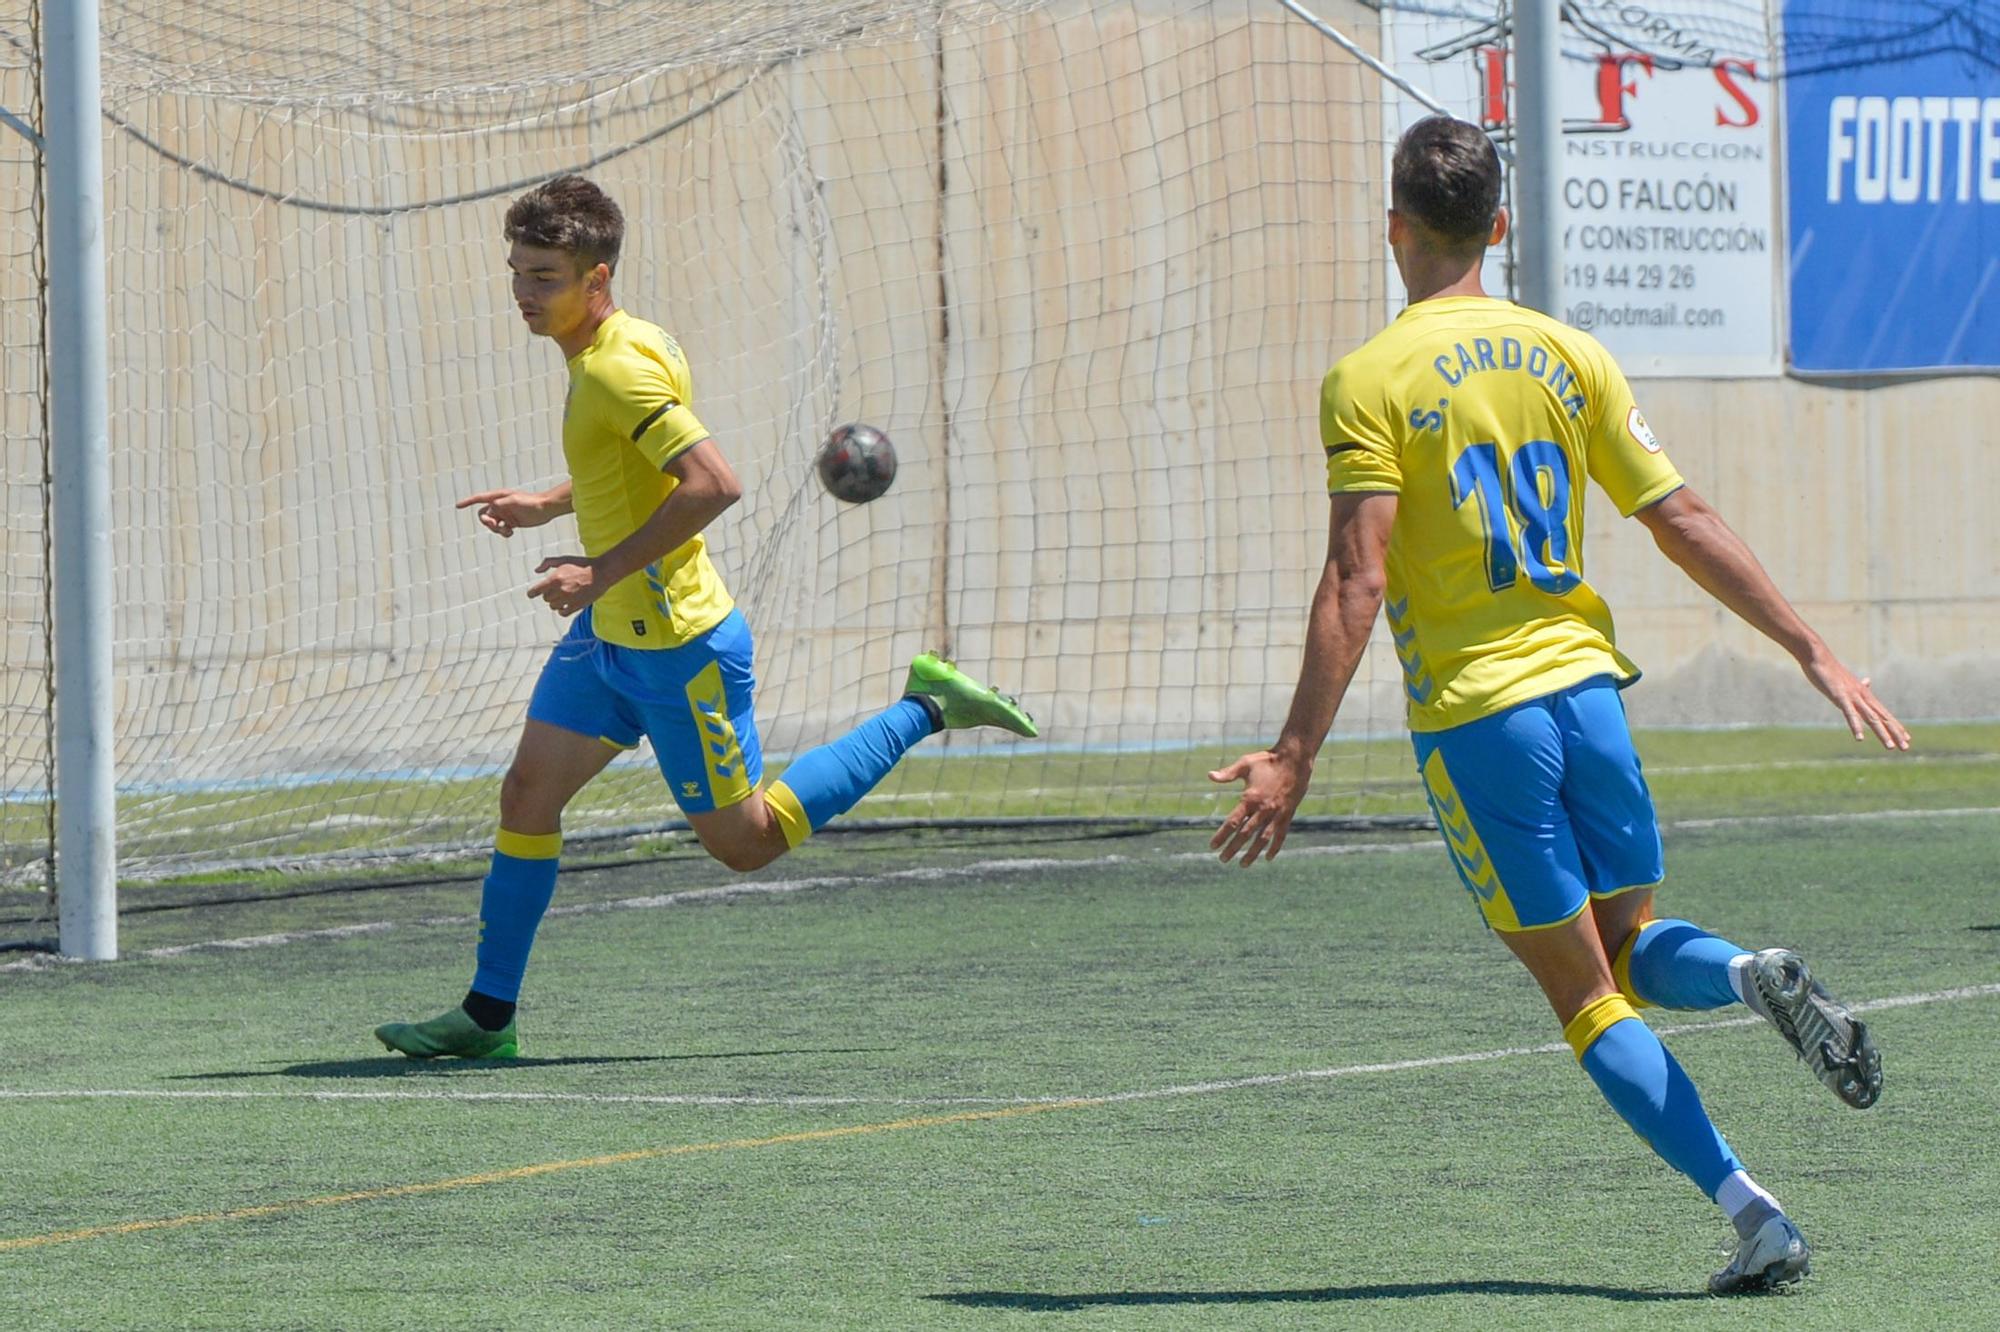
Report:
0,1097,1101,1254
11,976,1999,1253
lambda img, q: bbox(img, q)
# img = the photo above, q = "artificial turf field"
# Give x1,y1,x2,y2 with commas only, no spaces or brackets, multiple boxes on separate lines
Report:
2,726,1996,1330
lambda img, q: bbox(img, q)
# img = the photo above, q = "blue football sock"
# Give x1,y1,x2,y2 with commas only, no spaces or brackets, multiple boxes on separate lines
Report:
764,698,934,843
1573,1003,1742,1200
1618,918,1749,1010
470,829,562,1004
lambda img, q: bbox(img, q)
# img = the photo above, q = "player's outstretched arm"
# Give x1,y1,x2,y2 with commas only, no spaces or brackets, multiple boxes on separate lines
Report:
1634,485,1910,750
458,481,573,538
1210,492,1396,866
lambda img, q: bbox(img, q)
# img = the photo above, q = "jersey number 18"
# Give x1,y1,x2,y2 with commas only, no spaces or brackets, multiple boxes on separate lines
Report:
1449,440,1581,596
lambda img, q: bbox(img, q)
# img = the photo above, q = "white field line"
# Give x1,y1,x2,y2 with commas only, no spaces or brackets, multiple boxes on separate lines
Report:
0,845,1440,973
0,1087,1008,1109
5,806,1996,975
1089,979,2000,1106
2,981,1994,1113
1667,806,2000,830
851,752,2000,802
1648,753,1999,776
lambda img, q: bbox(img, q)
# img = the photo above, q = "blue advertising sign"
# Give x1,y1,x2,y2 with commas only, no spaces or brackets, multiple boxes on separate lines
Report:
1783,3,2000,372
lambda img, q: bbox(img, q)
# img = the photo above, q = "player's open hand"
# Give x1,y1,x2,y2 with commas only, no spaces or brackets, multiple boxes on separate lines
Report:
1802,648,1911,750
458,488,554,538
527,556,604,617
1208,749,1312,867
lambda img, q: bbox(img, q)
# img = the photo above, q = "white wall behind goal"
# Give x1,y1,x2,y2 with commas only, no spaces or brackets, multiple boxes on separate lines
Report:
0,0,1992,872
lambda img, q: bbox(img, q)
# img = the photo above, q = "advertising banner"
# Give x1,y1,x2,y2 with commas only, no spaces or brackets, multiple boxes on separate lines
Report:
1783,2,2000,373
1386,2,1781,376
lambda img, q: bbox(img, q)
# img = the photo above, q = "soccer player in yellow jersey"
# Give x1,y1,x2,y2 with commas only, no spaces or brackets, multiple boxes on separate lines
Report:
376,175,1036,1061
1209,118,1910,1294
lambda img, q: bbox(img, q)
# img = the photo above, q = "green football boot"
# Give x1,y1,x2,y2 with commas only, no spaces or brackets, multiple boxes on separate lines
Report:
904,653,1038,737
374,1006,519,1060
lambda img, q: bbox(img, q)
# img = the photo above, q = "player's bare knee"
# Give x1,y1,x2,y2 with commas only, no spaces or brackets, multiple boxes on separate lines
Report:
703,838,777,874
1496,914,1620,1026
498,764,560,827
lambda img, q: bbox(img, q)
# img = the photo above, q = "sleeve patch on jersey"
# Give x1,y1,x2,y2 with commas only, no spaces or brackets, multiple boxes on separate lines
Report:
630,401,675,443
1625,405,1662,453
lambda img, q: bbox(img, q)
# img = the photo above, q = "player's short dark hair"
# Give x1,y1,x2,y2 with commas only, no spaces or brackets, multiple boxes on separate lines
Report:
1391,116,1502,253
504,174,624,275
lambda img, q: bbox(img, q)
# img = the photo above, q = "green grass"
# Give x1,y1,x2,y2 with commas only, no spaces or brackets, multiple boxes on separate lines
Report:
0,730,1996,1329
4,721,1995,889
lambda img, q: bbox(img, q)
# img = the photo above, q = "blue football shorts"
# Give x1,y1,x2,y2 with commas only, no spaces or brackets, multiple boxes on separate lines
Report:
526,607,764,814
1410,674,1663,932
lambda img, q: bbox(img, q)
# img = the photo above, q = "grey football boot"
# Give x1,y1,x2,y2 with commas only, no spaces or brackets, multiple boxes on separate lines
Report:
1709,1213,1811,1295
1742,948,1882,1109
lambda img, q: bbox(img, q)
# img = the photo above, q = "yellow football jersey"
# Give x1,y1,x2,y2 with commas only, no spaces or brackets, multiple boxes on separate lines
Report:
1321,296,1683,732
563,309,734,649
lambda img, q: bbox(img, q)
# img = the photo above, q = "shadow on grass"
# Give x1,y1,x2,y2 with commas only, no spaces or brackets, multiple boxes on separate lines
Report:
926,1280,1713,1310
171,1047,893,1081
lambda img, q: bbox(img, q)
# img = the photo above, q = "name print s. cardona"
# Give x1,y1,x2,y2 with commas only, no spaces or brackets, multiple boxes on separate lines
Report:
1429,337,1589,419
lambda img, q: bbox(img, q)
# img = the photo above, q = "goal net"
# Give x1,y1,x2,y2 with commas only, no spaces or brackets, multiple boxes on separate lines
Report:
4,0,1492,878
2,5,49,886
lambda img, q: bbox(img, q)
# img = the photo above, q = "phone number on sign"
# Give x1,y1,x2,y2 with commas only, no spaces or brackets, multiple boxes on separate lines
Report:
1564,263,1697,292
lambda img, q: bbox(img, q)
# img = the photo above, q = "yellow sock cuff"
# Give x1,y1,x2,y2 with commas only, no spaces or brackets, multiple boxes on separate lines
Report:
1564,993,1639,1060
763,782,812,850
495,827,563,860
1611,917,1668,1009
